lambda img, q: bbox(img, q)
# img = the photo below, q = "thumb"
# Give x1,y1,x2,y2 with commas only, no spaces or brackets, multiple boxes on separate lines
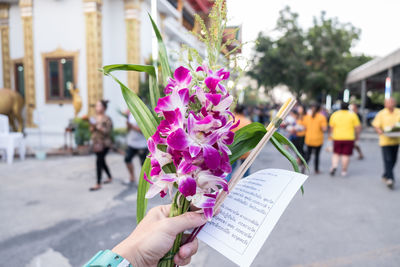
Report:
164,211,208,236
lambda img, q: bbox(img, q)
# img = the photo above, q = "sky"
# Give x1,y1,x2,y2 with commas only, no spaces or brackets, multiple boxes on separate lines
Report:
227,0,400,59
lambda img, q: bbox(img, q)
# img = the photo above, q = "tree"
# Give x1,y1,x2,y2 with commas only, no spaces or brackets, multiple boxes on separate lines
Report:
306,12,362,98
248,6,371,100
248,7,308,98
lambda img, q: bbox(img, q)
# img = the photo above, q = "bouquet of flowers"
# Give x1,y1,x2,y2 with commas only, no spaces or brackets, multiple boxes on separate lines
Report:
102,1,305,266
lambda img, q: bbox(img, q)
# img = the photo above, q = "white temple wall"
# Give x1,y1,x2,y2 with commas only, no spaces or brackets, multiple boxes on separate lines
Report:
102,0,127,130
32,0,86,135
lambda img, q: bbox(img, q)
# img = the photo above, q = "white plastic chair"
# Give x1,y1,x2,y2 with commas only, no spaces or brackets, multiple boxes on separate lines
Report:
0,114,25,164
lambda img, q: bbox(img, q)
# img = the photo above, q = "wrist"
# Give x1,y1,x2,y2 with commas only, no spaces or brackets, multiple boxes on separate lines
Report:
84,249,132,267
112,238,141,267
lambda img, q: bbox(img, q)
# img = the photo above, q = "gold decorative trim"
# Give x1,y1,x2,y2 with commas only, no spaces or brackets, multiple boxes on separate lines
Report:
19,0,35,127
0,3,11,89
124,0,141,93
41,47,79,104
83,0,103,116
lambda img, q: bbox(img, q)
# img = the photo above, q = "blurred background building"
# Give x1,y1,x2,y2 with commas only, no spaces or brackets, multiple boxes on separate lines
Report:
0,0,216,149
346,47,400,125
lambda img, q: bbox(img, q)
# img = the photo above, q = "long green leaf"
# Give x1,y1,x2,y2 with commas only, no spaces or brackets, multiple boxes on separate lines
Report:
273,132,308,168
102,70,157,139
102,65,160,223
148,13,173,85
137,157,151,223
102,64,160,111
270,136,300,172
271,136,304,194
228,122,266,164
229,122,306,193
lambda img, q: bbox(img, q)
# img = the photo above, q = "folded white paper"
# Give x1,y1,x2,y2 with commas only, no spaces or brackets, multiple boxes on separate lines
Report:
197,168,308,267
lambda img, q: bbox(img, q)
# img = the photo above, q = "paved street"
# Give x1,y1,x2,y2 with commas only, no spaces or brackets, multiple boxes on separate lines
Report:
1,133,400,267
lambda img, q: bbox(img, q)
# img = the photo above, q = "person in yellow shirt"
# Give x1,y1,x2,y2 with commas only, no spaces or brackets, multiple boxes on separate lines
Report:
303,104,328,174
329,102,361,177
372,98,400,189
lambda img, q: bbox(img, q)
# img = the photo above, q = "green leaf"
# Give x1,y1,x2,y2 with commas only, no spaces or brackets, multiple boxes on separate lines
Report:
270,135,304,194
137,157,151,223
148,13,173,85
228,122,266,164
272,131,308,169
228,122,306,194
102,64,161,223
270,135,300,172
102,64,160,111
102,68,158,139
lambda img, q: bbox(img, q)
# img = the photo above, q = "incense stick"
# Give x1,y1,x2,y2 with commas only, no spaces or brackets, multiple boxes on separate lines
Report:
184,98,297,246
214,97,296,210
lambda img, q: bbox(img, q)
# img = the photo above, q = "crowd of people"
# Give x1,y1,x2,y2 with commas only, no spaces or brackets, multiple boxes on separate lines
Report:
86,97,400,191
81,98,399,266
280,98,399,189
239,99,399,190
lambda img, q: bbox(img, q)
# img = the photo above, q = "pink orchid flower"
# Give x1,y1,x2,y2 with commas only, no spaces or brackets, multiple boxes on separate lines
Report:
145,64,234,219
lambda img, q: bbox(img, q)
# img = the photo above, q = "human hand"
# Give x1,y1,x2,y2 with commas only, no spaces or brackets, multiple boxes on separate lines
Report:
112,205,207,266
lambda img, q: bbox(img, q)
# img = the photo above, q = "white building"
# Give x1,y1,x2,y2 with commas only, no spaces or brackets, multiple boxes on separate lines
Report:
0,0,212,149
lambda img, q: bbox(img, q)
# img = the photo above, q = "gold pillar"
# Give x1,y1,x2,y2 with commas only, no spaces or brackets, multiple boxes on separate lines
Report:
177,0,183,24
124,0,141,93
84,0,103,115
20,0,35,127
0,4,11,89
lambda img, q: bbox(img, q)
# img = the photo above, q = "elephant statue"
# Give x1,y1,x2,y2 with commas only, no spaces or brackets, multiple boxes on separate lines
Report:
67,82,82,118
0,88,24,132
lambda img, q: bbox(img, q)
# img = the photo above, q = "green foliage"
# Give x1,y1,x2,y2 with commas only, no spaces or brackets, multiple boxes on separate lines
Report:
139,79,164,106
249,6,372,99
103,11,307,227
369,91,400,106
270,134,305,194
228,122,266,164
103,64,159,112
228,122,307,175
148,13,173,85
273,132,307,170
102,63,160,223
73,118,91,146
102,15,174,224
137,158,151,223
191,0,227,69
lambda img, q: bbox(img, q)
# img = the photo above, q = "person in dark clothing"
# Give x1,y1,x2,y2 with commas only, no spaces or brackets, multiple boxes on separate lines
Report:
89,100,113,191
372,98,400,189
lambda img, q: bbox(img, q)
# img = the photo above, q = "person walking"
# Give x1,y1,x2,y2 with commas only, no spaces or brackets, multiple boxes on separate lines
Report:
349,103,364,159
89,100,113,191
372,98,400,189
303,104,327,174
329,102,361,177
124,112,148,185
292,105,306,172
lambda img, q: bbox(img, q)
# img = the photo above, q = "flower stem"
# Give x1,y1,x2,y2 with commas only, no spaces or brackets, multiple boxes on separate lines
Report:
158,192,190,267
